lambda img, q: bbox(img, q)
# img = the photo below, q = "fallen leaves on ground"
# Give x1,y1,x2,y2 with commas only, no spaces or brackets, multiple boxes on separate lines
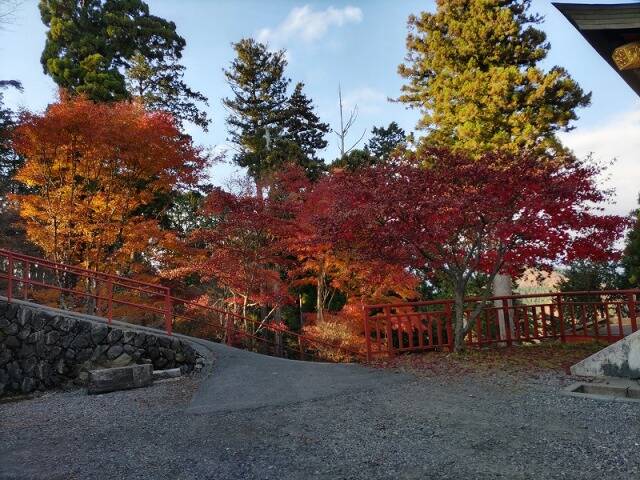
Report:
371,341,607,378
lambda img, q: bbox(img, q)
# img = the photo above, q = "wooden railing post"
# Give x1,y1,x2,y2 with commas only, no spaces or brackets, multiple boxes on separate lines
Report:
7,251,13,302
106,279,113,325
445,302,454,352
363,307,372,362
164,291,173,336
22,260,29,300
501,298,513,347
628,293,637,333
225,312,233,345
557,294,566,344
298,336,304,360
384,306,394,357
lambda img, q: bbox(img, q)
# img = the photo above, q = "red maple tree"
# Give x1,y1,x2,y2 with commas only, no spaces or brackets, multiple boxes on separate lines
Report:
316,148,628,351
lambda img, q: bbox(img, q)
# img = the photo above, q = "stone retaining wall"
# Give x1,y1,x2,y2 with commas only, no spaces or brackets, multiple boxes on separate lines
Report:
0,300,199,396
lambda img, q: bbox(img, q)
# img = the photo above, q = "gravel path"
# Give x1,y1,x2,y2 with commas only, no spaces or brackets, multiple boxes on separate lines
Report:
1,358,639,479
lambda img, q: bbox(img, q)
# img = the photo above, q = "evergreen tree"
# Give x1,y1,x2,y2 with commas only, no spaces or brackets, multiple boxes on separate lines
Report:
126,52,210,131
331,148,374,172
284,82,329,179
623,200,640,287
223,38,291,183
0,80,24,196
368,121,406,160
398,0,590,156
0,80,40,253
39,0,187,102
560,260,623,293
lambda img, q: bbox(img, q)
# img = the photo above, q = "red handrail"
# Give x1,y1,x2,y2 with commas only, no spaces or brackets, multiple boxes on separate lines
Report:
362,291,639,361
0,249,364,361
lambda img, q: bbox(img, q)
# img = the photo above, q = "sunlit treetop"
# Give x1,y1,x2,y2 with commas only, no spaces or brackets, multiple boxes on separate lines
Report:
398,0,591,157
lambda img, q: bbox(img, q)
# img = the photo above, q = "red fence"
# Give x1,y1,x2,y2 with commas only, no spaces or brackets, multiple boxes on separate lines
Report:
3,248,637,363
0,249,363,362
363,291,639,361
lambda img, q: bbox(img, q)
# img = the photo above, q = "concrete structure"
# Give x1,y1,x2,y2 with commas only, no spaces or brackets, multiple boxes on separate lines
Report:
571,329,640,378
87,364,153,394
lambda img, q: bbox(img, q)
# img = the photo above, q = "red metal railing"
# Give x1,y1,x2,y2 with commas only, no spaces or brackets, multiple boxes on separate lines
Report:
362,290,639,361
3,248,636,363
0,249,363,362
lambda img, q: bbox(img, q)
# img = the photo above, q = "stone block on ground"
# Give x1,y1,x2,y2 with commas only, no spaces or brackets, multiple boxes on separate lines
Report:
87,364,153,394
152,367,182,381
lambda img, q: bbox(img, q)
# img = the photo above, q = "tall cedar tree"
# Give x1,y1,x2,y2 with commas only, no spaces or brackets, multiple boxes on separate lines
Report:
125,52,210,131
39,0,209,129
398,0,590,156
284,82,329,180
317,149,627,351
224,40,329,184
223,38,290,185
11,95,208,275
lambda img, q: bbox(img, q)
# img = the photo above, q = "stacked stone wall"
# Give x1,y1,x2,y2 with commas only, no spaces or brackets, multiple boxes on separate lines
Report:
0,300,198,396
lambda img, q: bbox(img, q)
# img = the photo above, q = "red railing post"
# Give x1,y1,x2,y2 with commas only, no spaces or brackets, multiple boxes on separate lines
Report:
298,336,304,360
7,251,13,302
557,295,566,344
363,306,372,362
445,302,454,352
106,279,113,325
384,306,394,357
628,293,637,334
501,298,512,347
225,312,233,345
164,291,173,336
22,260,29,300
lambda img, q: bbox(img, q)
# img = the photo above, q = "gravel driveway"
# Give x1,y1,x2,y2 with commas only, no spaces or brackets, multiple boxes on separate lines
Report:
1,349,639,480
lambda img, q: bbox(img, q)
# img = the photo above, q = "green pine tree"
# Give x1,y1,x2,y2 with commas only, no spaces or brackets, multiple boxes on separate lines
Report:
39,0,187,102
223,38,292,183
0,80,24,196
331,148,374,172
126,52,210,131
398,0,590,156
284,82,329,180
624,200,640,287
0,80,40,253
368,121,406,160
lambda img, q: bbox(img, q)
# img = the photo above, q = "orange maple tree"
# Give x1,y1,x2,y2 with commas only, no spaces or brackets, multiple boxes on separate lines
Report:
11,94,208,278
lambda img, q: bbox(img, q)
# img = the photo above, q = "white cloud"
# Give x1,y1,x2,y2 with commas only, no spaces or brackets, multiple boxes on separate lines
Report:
342,86,386,114
559,107,640,216
257,5,363,46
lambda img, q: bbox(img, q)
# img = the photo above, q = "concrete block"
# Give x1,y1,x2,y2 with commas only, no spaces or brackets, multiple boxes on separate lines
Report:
571,329,640,379
87,364,152,394
152,368,182,381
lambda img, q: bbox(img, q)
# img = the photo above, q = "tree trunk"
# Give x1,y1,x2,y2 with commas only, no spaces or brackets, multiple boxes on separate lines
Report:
316,266,326,324
453,287,466,352
299,294,304,329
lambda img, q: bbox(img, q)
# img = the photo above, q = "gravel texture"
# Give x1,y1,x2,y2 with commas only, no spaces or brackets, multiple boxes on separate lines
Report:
1,366,639,480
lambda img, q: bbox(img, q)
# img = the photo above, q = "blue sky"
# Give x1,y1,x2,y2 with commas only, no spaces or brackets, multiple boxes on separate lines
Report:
1,0,639,214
